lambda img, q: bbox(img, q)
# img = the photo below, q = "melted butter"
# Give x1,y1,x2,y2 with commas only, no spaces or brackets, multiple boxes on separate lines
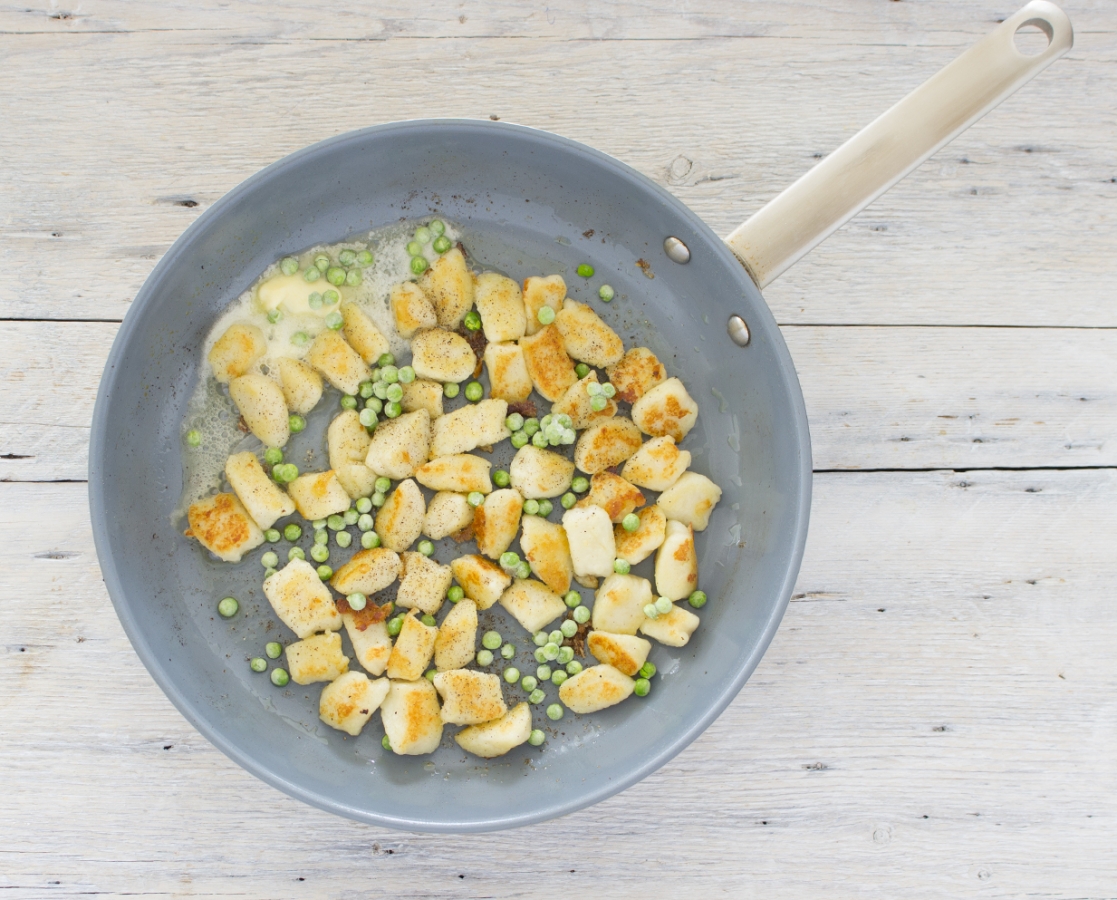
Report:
176,220,460,518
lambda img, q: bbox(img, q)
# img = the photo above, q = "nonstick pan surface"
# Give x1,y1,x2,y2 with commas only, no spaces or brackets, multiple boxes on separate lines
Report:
89,1,1072,831
89,120,812,831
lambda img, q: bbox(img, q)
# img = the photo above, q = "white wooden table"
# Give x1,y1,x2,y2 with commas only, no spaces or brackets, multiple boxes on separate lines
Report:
3,1,1115,895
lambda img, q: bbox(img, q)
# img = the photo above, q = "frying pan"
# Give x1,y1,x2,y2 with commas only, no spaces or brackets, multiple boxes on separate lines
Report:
89,3,1072,832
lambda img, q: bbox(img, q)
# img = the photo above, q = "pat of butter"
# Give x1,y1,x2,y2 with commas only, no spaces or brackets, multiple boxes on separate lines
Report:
257,274,348,317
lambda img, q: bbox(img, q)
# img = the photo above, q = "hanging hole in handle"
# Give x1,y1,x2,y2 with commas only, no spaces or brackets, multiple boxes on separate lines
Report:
1014,18,1053,56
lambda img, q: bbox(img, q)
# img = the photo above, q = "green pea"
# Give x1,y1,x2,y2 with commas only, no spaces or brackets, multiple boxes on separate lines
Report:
369,476,389,495
571,476,589,493
499,551,519,570
280,257,299,276
521,675,538,692
261,551,279,568
529,689,546,705
266,309,283,324
556,646,574,665
359,408,378,428
546,703,565,721
372,381,389,400
341,394,358,410
536,306,556,325
534,647,548,664
398,365,416,384
601,383,617,399
540,414,553,428
501,642,516,660
413,226,432,245
513,561,531,579
264,528,281,543
356,513,373,532
482,630,503,651
313,255,330,272
614,558,631,575
638,661,657,679
288,414,306,433
264,447,283,466
281,523,301,542
386,383,404,403
314,529,329,546
361,531,380,549
410,255,429,275
510,431,529,449
621,513,641,533
371,491,387,507
560,619,578,638
288,547,305,562
537,500,553,517
217,596,239,617
406,240,423,256
382,734,392,751
531,431,548,448
476,649,494,667
312,519,327,530
688,590,708,609
323,289,340,305
317,565,333,580
551,670,568,686
564,591,581,608
428,219,446,236
566,660,583,675
503,667,520,684
326,514,343,531
523,499,540,516
271,668,290,687
463,310,482,331
467,491,484,508
533,631,549,647
346,269,362,286
384,401,402,418
549,630,564,644
590,395,608,412
634,678,650,697
598,284,615,302
464,382,483,402
560,492,576,509
380,365,399,384
528,728,546,746
505,415,524,434
355,499,372,517
571,364,589,380
265,642,282,659
542,643,559,661
338,249,357,267
643,603,659,620
310,544,329,563
439,384,458,402
433,235,452,254
335,531,352,549
447,585,464,603
576,263,594,278
303,267,321,283
357,250,374,266
655,595,674,615
324,266,344,286
424,668,437,682
522,418,540,436
536,664,552,681
308,291,324,310
573,605,590,624
421,614,436,627
492,469,510,488
417,540,434,557
378,353,396,368
387,615,404,637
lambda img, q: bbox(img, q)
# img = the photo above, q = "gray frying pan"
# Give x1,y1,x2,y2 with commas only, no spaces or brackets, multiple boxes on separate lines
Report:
89,3,1071,832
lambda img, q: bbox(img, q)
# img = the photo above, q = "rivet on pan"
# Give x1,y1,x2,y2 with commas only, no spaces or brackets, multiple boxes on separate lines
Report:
727,315,751,347
663,236,691,264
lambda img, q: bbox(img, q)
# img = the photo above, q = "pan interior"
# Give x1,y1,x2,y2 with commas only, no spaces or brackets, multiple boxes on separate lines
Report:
89,120,810,832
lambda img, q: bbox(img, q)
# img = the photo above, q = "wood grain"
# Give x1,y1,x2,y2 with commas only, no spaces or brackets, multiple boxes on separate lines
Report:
2,470,1114,897
1,4,1114,325
4,320,1116,481
3,1,1116,895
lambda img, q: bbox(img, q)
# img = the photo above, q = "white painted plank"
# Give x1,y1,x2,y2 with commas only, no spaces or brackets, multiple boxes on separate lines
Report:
1,470,1114,897
4,320,1116,481
1,18,1113,325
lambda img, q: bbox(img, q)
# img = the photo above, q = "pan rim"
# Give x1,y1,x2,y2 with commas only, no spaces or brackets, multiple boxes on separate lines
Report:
88,117,813,832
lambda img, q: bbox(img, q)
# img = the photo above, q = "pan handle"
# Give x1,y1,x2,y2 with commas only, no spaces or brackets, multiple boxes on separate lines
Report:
724,1,1073,289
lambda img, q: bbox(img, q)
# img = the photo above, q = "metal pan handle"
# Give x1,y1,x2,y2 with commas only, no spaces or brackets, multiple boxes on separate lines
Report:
724,1,1073,289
